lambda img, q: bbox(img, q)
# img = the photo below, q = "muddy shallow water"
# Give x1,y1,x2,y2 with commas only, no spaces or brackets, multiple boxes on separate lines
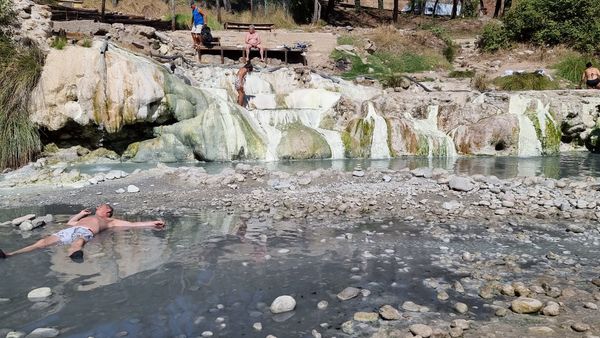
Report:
1,205,599,337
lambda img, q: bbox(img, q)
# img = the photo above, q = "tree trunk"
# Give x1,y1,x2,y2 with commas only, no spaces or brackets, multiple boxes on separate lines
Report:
325,0,335,20
223,0,231,12
409,0,415,13
502,0,512,15
355,0,360,12
101,0,106,22
264,0,267,17
378,0,383,10
451,0,458,18
392,0,398,21
251,0,255,17
217,0,222,23
312,0,321,23
420,0,425,15
170,0,175,31
479,0,485,15
432,0,439,17
493,0,502,17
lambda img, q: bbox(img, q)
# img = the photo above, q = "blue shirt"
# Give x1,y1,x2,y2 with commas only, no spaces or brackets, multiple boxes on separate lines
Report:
192,8,205,26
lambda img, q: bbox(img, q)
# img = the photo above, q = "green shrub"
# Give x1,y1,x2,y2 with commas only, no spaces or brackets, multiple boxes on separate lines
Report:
82,36,92,48
493,73,559,91
502,0,600,53
0,38,44,169
50,35,67,50
472,74,488,91
461,0,479,18
337,34,356,46
478,21,510,53
443,43,457,63
553,52,600,84
449,70,475,78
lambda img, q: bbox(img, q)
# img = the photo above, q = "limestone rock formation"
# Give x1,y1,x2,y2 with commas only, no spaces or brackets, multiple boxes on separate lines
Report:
26,42,600,163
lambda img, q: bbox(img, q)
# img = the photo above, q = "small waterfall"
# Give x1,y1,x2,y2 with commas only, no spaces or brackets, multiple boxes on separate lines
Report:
509,95,543,157
409,106,457,158
365,103,391,159
247,108,345,160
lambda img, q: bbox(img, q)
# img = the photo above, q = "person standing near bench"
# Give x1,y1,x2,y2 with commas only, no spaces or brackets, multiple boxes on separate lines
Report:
190,2,207,49
245,25,265,62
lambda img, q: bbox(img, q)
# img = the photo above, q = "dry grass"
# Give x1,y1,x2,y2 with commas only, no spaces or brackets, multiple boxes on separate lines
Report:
368,25,447,55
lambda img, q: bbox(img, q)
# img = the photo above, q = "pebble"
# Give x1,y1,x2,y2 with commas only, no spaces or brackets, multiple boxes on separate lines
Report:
27,287,52,301
201,331,213,337
495,308,508,317
127,185,140,193
437,291,449,300
528,326,555,335
402,301,429,312
379,305,401,320
6,332,26,338
454,302,468,314
270,295,296,313
352,170,364,177
353,311,378,322
409,324,433,338
115,188,125,194
571,322,590,332
11,214,36,226
451,319,470,330
19,221,34,231
317,300,328,310
252,322,262,331
541,301,560,316
26,328,60,337
311,329,321,338
448,176,475,192
511,297,543,314
337,287,360,301
584,302,598,310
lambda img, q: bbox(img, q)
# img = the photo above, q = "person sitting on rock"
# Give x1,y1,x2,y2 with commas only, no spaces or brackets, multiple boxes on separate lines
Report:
190,2,207,49
580,62,600,89
235,61,253,106
245,25,265,62
0,204,165,261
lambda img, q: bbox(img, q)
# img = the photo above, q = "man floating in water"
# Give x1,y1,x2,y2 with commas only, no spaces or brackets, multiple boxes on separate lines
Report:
0,204,165,261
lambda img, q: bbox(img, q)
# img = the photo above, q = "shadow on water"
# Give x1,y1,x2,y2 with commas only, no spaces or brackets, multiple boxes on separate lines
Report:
71,152,600,179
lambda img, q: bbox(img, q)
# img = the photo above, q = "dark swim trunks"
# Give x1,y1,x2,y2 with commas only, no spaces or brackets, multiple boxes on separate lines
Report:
587,78,600,87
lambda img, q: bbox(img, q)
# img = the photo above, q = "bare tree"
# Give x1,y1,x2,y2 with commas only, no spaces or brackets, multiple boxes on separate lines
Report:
223,0,231,12
432,0,440,17
378,0,383,10
251,0,255,18
393,0,398,21
170,0,175,31
493,0,502,17
451,0,458,18
312,0,321,23
101,0,106,22
217,0,222,23
355,0,360,12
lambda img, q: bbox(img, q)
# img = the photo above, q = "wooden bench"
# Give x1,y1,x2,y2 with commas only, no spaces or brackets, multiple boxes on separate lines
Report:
223,22,274,31
197,36,307,65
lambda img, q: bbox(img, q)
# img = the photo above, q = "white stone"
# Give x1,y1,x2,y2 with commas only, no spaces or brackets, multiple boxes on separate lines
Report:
127,184,140,193
27,287,52,301
26,327,60,337
317,300,328,310
270,295,296,313
11,214,36,225
252,322,262,331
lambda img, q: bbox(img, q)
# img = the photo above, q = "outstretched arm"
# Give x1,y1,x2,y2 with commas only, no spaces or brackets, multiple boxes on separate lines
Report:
67,209,92,226
109,218,165,229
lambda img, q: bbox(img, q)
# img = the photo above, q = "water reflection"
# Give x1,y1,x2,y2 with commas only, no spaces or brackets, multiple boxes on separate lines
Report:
70,152,600,179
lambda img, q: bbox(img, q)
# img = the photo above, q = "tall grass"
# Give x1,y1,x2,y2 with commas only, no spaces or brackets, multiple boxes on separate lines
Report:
493,73,559,91
553,52,600,84
166,6,297,30
0,37,44,169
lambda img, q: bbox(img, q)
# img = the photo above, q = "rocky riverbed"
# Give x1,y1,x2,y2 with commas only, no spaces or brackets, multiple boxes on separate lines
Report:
1,162,600,337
